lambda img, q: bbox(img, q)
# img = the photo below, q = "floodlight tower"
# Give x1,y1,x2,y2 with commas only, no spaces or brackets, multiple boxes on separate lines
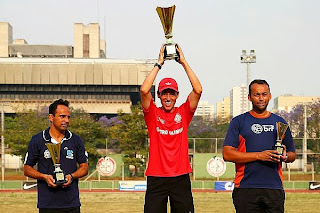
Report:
240,50,256,111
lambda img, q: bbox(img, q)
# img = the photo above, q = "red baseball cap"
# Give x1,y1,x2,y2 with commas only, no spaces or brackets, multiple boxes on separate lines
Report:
158,78,179,93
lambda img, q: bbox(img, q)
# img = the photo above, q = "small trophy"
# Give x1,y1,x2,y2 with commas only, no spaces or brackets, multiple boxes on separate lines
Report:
46,143,67,185
156,5,180,61
272,122,289,155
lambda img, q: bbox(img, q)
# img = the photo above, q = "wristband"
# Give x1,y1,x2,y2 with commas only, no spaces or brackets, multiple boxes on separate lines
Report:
154,63,162,69
69,173,74,182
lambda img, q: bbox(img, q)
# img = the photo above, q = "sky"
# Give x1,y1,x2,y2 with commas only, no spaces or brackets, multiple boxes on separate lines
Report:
1,0,319,110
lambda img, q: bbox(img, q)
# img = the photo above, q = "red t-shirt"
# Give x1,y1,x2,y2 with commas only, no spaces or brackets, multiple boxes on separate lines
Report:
143,98,195,177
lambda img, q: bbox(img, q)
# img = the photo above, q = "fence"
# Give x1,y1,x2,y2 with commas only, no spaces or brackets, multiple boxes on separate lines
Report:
0,180,312,191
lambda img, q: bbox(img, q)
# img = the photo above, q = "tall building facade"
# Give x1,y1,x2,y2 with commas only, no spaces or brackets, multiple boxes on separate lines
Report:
0,22,155,115
195,101,214,121
230,84,248,117
216,97,230,124
273,95,320,112
0,22,13,57
74,23,105,58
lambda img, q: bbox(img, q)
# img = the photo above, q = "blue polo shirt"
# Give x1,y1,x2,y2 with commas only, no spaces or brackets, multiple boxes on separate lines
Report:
223,112,295,189
24,128,88,209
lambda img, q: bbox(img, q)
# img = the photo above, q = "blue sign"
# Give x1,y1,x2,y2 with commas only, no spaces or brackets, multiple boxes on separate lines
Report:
215,181,234,191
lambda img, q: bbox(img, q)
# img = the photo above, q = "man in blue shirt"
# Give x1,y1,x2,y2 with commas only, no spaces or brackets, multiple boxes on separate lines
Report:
223,79,296,213
24,99,88,213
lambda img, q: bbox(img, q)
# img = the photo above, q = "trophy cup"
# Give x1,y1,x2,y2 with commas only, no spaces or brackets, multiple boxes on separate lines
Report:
46,143,67,185
272,122,289,155
156,5,180,61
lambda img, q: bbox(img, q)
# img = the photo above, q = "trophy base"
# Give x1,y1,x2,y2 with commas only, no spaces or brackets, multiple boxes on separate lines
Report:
164,43,180,61
54,171,67,185
272,145,284,155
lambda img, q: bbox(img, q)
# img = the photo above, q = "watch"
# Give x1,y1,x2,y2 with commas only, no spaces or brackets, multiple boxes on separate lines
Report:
154,63,162,69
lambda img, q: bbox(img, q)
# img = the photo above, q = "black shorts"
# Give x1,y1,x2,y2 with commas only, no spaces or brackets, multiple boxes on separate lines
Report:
144,174,194,213
39,206,80,213
232,188,285,213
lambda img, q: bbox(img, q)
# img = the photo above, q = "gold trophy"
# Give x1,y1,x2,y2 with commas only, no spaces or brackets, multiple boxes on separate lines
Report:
272,122,289,155
156,5,180,61
46,143,67,185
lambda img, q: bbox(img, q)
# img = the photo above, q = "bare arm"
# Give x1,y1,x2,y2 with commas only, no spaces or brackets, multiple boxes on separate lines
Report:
62,162,88,187
176,45,202,110
140,45,165,110
223,146,283,164
24,165,57,187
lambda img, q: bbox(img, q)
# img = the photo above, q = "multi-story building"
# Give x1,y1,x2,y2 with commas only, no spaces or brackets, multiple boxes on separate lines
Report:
230,84,248,117
273,95,320,113
0,22,155,115
195,101,214,121
216,97,230,124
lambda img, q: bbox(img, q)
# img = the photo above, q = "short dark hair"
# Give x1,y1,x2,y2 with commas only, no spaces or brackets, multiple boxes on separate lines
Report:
49,99,69,115
249,79,270,95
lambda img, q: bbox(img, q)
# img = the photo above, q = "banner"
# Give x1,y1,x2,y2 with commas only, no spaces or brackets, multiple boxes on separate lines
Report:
214,181,234,191
119,181,147,191
22,181,37,191
309,182,320,190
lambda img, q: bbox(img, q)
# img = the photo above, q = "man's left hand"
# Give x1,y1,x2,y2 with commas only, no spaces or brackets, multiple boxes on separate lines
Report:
62,174,73,188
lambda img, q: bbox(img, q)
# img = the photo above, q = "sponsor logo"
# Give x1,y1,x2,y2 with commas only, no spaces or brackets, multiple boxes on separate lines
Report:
157,116,165,124
156,127,183,135
251,124,274,134
23,182,37,190
44,149,51,159
66,150,74,159
309,182,320,190
174,113,182,124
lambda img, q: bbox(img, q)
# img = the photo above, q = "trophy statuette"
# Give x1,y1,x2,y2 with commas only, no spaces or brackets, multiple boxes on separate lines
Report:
156,5,180,61
272,122,289,155
46,142,67,185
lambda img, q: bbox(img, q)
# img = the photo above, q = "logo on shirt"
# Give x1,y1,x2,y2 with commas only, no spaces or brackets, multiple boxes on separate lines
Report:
44,149,51,159
157,116,165,124
251,124,274,134
174,113,182,124
66,149,74,159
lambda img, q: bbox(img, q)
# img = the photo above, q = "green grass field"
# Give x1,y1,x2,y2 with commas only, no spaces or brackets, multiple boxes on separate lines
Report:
0,191,319,213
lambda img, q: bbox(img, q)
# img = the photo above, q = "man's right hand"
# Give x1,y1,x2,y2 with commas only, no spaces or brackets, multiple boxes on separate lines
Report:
257,150,281,162
44,174,57,188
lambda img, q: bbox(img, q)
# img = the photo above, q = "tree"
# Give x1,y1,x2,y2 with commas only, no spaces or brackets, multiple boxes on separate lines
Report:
188,116,229,152
108,105,148,176
277,99,320,172
5,108,107,167
5,108,48,158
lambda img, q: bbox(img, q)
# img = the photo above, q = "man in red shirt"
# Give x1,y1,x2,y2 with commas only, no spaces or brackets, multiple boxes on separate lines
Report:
140,44,202,213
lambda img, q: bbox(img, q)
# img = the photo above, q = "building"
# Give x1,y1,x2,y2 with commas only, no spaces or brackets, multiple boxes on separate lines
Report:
195,101,214,121
216,97,230,124
0,22,155,115
230,84,247,117
273,95,320,113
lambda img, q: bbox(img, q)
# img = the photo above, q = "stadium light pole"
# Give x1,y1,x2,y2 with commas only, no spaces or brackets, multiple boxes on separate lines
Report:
240,50,256,111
